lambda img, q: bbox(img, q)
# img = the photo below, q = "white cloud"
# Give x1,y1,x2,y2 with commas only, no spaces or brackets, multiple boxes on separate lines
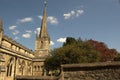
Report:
18,17,33,23
14,36,19,40
38,15,58,25
57,38,66,43
71,11,75,15
76,10,84,17
9,25,17,30
63,13,71,19
12,30,19,35
22,33,31,38
63,9,84,19
34,27,41,35
50,41,55,46
47,16,58,25
38,16,43,19
25,30,32,33
22,30,32,38
9,25,19,36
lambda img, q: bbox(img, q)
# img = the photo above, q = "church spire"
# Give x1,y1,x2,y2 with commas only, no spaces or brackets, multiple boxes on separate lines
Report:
39,0,49,39
35,0,50,57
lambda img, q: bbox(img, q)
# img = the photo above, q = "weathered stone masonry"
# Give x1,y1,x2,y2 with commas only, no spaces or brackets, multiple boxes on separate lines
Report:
61,62,120,80
0,1,50,80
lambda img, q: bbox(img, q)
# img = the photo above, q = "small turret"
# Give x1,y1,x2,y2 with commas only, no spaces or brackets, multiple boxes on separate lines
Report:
0,19,3,44
35,31,39,51
0,19,3,31
36,31,39,40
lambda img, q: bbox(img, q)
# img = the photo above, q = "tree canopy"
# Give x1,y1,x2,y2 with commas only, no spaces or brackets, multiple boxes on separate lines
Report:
44,37,101,71
88,39,117,61
44,37,118,76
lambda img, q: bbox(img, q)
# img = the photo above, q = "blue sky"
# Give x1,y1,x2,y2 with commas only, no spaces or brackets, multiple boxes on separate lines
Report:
0,0,120,52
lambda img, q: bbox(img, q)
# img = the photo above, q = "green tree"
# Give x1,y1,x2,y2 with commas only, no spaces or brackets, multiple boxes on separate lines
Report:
63,37,76,46
114,52,120,61
45,37,101,72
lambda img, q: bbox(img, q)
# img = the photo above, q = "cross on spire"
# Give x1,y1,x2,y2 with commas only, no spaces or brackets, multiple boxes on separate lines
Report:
44,0,47,6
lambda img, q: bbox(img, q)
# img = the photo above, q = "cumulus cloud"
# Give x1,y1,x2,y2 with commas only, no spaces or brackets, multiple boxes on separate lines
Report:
38,16,43,19
12,30,19,35
50,41,55,46
38,15,58,25
18,17,33,23
9,25,20,36
63,13,71,20
22,30,32,38
63,9,84,19
47,16,58,25
57,38,66,43
9,25,17,30
22,33,31,38
76,10,84,17
34,27,41,35
25,30,32,33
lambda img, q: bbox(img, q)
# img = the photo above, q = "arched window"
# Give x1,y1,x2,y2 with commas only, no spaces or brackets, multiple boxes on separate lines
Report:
6,57,14,77
9,64,12,76
6,65,9,76
41,41,44,48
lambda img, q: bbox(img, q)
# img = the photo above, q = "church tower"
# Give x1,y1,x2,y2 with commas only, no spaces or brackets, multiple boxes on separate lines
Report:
35,1,50,58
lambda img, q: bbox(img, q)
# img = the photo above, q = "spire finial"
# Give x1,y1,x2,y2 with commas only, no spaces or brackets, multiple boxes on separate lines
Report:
44,0,47,6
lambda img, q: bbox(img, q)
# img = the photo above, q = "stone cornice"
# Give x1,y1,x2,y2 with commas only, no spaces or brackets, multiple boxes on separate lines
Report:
3,35,34,54
0,45,33,61
61,62,120,68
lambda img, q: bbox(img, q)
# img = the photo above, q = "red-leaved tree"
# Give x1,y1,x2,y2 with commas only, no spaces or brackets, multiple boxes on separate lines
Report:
88,39,117,62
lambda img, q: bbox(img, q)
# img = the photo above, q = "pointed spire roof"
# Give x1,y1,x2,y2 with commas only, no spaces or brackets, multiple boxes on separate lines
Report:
39,0,49,39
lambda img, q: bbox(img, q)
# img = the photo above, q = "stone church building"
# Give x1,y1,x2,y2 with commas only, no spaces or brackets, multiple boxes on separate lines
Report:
0,1,50,80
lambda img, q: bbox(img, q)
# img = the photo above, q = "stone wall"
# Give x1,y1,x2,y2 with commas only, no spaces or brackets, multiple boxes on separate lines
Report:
61,62,120,80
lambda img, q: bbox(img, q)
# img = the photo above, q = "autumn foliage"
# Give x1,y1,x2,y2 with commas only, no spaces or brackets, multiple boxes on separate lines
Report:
88,39,117,62
44,37,118,73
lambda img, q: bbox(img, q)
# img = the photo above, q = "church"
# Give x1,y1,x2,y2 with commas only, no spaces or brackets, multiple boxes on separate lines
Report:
0,1,51,80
